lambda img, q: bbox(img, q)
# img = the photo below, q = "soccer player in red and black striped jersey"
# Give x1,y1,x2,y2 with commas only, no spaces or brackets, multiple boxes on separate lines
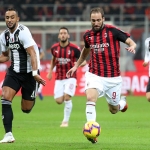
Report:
47,27,86,127
67,7,136,143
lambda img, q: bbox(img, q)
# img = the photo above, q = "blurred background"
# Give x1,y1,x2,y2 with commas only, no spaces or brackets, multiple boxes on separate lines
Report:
0,0,150,95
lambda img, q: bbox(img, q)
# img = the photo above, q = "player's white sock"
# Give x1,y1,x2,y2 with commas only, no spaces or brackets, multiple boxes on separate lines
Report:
119,99,126,111
38,84,43,93
86,101,96,121
63,100,72,122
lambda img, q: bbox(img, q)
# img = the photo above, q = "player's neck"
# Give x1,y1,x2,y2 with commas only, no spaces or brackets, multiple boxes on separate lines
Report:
60,41,69,47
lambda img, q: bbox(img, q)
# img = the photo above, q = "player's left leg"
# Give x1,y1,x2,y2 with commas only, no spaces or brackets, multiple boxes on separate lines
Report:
21,74,38,113
106,81,128,114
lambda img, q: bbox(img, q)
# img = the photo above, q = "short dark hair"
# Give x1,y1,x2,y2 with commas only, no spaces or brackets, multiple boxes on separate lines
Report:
90,7,104,17
6,7,18,16
59,27,69,33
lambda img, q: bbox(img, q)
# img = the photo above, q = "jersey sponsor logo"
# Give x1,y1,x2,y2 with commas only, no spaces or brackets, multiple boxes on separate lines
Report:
9,43,20,49
90,43,109,53
57,57,71,64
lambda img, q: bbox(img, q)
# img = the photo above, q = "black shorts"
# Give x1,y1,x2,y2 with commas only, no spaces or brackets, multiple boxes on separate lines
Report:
2,68,39,100
146,77,150,93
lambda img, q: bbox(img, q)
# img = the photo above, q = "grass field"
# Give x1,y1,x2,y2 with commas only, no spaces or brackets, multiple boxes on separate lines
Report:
0,95,150,150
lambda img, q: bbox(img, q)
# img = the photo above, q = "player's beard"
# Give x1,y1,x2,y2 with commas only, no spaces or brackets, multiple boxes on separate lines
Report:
93,22,104,32
61,39,67,43
7,22,17,30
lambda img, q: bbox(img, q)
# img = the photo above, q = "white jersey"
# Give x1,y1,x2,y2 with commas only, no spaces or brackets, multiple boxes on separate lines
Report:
0,24,40,73
144,37,150,76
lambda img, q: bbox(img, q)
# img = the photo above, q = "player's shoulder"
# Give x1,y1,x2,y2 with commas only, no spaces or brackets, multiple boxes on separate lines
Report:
0,28,9,36
18,24,29,32
0,29,9,40
105,24,120,30
69,42,80,49
51,42,59,49
83,29,93,35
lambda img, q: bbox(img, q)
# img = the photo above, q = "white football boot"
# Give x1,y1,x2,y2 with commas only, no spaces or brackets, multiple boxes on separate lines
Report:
120,96,128,112
0,132,15,143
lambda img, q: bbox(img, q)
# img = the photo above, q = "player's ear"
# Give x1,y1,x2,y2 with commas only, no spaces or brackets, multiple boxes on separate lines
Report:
103,17,105,22
17,17,20,22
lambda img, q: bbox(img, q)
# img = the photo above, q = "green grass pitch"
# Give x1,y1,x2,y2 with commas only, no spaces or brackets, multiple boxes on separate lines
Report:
0,95,150,150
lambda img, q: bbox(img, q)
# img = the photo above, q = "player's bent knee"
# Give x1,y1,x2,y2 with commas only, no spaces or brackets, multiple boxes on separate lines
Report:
22,109,32,113
56,101,63,104
109,108,118,114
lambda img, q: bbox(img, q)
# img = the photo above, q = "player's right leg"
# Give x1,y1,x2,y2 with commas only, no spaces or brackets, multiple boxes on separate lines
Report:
0,71,20,143
84,72,102,143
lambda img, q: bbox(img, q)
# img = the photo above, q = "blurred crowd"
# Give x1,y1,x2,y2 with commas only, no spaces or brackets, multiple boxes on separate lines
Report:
0,0,150,26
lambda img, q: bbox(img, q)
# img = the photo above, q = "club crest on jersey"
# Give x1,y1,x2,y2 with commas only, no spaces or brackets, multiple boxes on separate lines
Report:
104,33,107,38
68,50,71,55
10,38,14,42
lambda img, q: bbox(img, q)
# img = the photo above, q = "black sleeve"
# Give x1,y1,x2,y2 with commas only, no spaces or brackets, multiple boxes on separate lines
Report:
75,48,81,59
112,28,130,43
83,34,90,48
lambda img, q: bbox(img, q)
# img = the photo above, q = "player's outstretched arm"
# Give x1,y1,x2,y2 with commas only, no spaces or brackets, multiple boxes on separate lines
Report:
46,56,56,80
125,38,136,54
66,65,78,78
0,51,9,63
66,47,90,78
26,46,46,86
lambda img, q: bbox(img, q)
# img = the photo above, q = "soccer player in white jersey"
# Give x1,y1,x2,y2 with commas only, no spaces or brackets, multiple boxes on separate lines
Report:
143,37,150,101
0,8,46,143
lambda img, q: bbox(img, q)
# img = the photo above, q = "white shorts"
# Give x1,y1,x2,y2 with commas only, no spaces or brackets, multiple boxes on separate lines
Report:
85,72,122,106
54,78,77,99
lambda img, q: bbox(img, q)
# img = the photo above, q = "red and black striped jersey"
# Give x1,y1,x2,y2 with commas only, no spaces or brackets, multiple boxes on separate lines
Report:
83,24,130,77
51,42,81,80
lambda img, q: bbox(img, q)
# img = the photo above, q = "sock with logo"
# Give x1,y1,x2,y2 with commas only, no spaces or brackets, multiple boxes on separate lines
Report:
63,100,72,122
86,101,96,121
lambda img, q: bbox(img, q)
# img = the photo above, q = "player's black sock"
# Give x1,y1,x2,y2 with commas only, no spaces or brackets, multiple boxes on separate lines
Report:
1,99,13,133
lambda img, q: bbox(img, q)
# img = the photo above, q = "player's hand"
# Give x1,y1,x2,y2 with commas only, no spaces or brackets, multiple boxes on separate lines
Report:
34,75,46,86
46,72,52,80
66,66,77,78
143,62,149,67
125,46,136,54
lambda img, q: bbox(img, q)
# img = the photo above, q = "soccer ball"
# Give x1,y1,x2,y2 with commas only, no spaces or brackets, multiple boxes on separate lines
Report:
83,121,101,139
